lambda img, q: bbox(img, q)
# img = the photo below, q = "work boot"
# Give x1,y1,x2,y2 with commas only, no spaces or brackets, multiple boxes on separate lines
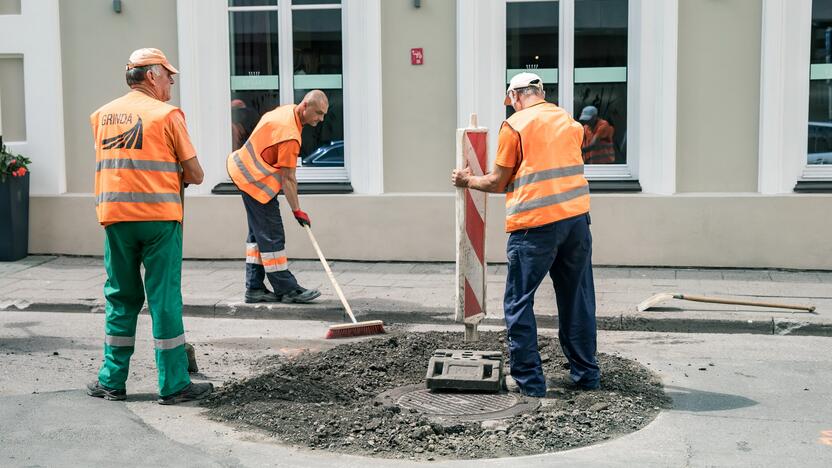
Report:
503,375,520,394
244,288,281,303
86,381,126,401
280,287,321,304
157,382,214,405
503,374,546,398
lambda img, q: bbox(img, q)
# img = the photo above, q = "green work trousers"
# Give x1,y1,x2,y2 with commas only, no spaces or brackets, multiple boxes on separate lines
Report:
98,221,190,397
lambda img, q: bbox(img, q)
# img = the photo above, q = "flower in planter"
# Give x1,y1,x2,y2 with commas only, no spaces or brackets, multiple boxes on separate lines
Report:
1,144,31,183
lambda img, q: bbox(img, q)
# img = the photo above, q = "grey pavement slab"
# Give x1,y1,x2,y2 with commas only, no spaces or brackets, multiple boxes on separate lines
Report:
1,256,831,336
1,312,831,467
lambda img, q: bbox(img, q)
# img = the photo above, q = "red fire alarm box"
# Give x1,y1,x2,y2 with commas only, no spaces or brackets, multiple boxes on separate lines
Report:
411,48,424,65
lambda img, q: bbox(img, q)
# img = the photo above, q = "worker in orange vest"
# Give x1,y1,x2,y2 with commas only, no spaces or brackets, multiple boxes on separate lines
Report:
87,48,213,405
452,72,600,397
226,91,327,304
579,105,616,164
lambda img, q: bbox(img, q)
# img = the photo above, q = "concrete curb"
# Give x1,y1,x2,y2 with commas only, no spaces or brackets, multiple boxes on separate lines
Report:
2,299,831,337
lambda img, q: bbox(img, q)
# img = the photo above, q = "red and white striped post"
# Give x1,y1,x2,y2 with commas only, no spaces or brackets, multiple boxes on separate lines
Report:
455,113,488,342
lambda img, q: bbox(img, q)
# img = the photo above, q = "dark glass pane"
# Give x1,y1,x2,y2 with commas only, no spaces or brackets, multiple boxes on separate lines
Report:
506,1,559,70
229,0,277,6
292,9,343,75
574,83,626,164
229,10,280,151
229,11,279,76
506,1,559,117
295,88,344,167
808,0,832,164
810,0,832,64
574,0,627,68
292,0,340,5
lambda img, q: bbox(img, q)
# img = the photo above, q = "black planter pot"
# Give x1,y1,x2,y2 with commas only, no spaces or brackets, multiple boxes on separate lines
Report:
0,172,29,261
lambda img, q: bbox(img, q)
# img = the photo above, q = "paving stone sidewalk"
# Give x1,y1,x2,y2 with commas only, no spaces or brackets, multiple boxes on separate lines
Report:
1,256,830,336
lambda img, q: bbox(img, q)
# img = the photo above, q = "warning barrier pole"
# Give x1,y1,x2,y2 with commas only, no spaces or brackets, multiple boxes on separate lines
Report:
455,113,488,342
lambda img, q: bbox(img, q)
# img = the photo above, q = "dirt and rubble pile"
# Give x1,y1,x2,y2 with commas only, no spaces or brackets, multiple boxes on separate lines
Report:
203,331,670,460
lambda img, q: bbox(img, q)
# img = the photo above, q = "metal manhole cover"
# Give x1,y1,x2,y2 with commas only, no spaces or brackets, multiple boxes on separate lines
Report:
376,384,539,422
398,389,518,415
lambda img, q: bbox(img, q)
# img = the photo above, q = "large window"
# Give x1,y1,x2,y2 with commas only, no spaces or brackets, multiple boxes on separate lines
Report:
506,0,629,169
228,0,346,181
808,0,832,166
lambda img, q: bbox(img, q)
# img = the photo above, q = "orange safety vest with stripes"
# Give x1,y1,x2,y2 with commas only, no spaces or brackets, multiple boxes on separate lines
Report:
91,91,184,225
226,104,301,204
582,118,616,164
502,102,591,232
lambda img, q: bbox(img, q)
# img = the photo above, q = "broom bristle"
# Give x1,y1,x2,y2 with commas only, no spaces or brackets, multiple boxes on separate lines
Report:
325,320,385,339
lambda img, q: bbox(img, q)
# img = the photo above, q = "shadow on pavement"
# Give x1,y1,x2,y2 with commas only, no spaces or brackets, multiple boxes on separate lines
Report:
0,336,98,352
665,385,758,412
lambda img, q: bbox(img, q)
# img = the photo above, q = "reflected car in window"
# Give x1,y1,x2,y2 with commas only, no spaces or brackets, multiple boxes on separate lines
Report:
807,122,832,164
301,140,344,167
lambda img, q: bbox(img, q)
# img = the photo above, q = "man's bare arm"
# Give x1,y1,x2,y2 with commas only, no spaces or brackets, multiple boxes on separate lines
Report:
280,166,301,211
181,157,204,185
451,164,515,193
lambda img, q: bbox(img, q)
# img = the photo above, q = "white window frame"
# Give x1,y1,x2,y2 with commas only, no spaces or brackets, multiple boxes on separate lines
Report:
176,0,383,195
457,0,678,194
759,0,832,194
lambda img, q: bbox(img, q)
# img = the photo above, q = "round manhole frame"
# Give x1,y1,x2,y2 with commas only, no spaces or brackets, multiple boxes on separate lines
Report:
375,384,540,422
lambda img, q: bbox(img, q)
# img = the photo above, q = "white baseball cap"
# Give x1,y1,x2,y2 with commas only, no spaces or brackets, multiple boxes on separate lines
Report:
504,72,543,105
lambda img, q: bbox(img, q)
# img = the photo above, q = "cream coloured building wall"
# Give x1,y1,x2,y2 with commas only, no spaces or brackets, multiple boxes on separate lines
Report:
19,0,832,269
676,0,762,193
381,0,457,193
0,0,20,15
60,0,180,194
0,56,26,141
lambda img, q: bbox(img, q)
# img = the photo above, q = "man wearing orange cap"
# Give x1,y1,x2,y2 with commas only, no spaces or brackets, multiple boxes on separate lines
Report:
87,48,213,405
452,72,600,397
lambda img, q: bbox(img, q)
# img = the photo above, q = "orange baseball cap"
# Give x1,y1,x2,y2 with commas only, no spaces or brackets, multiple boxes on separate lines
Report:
126,48,179,74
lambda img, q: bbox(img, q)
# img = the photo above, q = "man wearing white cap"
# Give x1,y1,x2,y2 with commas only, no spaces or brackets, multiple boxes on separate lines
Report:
87,48,213,405
452,72,600,397
578,105,616,164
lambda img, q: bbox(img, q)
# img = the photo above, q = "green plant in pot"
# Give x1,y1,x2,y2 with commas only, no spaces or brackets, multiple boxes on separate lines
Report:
0,142,31,261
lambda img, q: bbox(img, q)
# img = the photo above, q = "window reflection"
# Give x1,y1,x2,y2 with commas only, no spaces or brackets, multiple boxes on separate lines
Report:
574,0,628,164
808,0,832,165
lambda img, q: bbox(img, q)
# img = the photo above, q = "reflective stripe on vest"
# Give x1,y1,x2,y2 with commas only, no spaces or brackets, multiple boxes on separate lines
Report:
91,91,184,224
226,104,300,204
155,334,186,350
503,102,590,232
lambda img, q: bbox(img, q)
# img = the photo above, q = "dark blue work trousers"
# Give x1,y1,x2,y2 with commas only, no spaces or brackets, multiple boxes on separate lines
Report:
504,213,600,396
241,192,300,294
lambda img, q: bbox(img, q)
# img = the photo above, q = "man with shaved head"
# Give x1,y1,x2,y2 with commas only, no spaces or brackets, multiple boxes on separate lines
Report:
227,90,329,304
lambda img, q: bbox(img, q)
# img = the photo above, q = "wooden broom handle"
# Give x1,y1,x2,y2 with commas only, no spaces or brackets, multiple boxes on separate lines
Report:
304,225,358,323
680,294,816,312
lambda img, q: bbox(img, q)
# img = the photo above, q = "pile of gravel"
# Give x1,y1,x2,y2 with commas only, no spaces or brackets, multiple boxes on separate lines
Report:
203,331,670,460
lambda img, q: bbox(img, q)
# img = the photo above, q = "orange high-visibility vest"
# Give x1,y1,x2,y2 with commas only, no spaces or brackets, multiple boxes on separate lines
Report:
226,104,301,204
91,91,184,225
502,102,590,232
582,118,616,164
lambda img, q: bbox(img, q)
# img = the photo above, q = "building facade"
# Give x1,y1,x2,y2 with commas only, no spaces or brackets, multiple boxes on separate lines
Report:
1,0,830,268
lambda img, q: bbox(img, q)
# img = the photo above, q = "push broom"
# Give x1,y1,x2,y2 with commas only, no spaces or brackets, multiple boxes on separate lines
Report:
303,226,385,338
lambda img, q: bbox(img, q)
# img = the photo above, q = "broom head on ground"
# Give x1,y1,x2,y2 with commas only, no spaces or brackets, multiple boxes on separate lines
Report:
325,320,386,339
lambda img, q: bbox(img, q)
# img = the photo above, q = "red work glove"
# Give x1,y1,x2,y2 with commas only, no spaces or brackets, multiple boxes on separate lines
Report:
293,209,311,227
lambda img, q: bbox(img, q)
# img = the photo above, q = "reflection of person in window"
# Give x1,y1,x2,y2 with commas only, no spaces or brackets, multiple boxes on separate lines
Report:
231,99,259,151
579,106,616,164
